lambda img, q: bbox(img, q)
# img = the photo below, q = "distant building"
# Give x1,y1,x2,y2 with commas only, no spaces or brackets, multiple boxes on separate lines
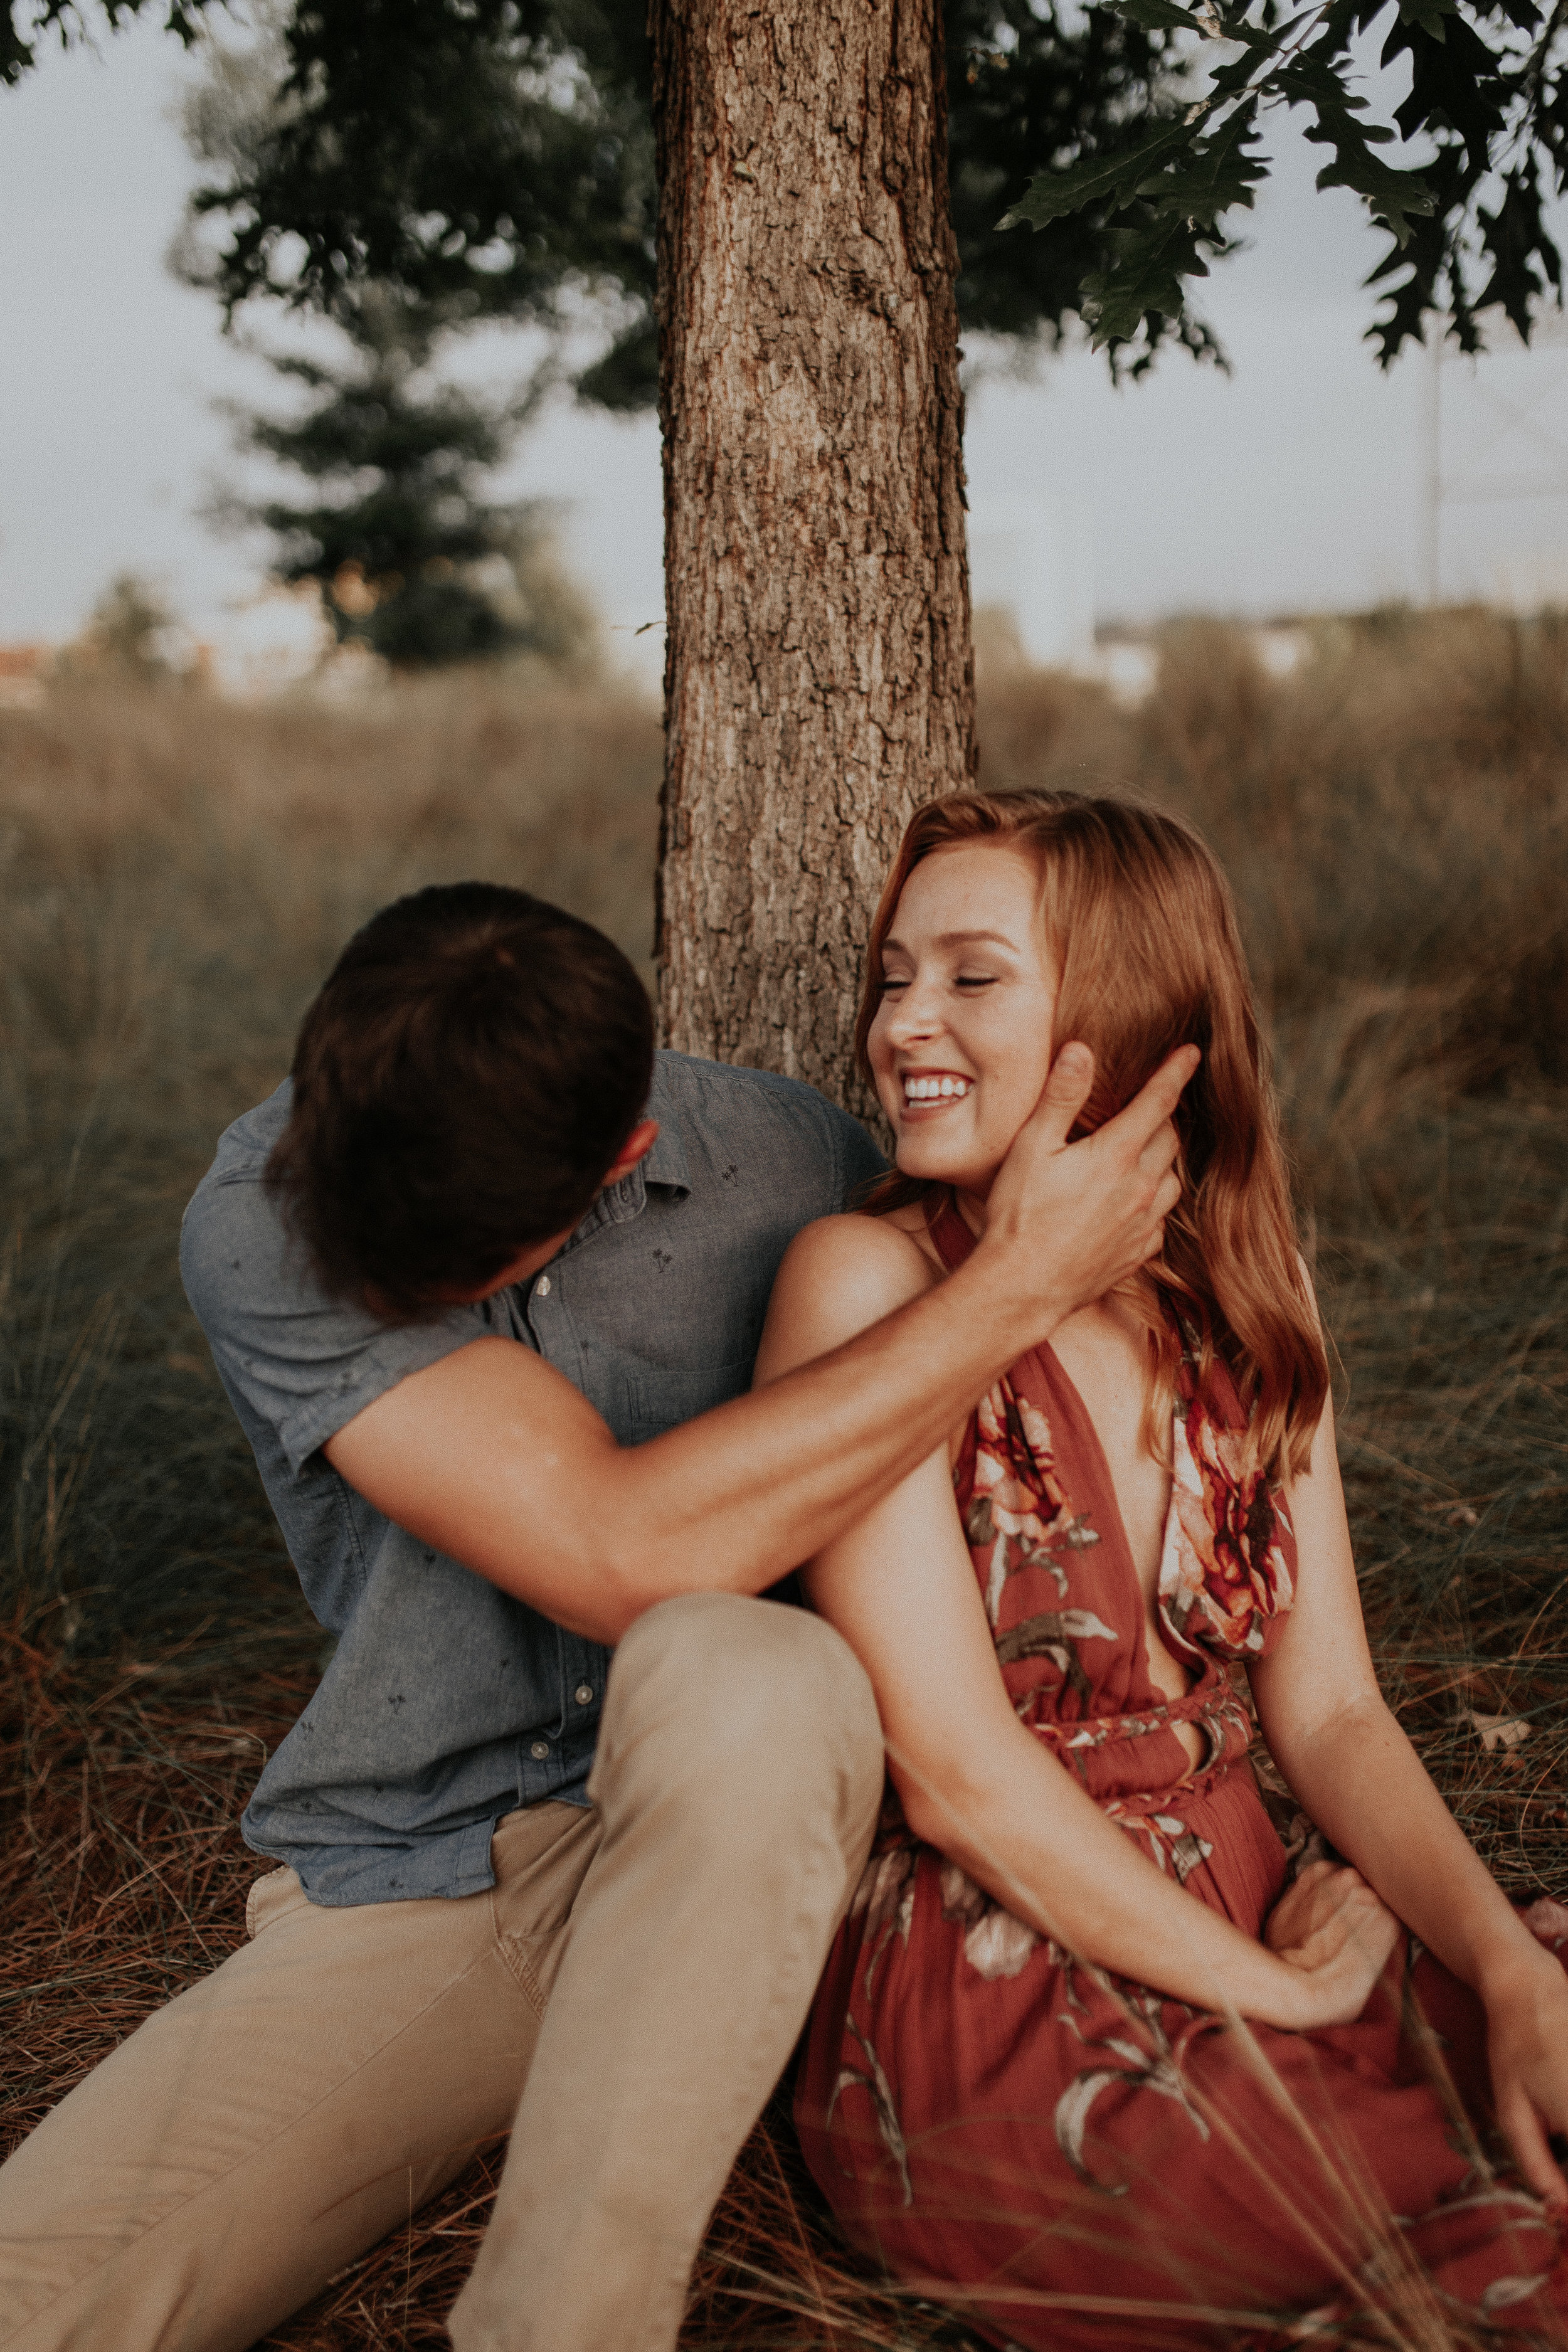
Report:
966,494,1094,670
0,645,51,708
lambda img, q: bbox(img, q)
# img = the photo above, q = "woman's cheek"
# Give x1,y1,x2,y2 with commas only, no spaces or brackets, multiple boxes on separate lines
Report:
978,1073,1041,1158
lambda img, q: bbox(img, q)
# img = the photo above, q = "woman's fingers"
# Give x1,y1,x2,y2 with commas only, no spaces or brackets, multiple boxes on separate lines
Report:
1264,1862,1337,1952
1268,1868,1401,2018
1337,1878,1400,1961
1328,1900,1401,2017
1485,1961,1568,2212
1137,1133,1185,1257
1265,1860,1367,1952
1496,2083,1568,2212
1263,1855,1402,2025
1356,1895,1402,1972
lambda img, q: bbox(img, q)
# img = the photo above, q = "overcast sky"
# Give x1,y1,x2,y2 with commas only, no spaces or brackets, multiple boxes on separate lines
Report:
3,14,1568,675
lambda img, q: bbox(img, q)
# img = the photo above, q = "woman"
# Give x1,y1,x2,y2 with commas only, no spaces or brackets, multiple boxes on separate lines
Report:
755,789,1568,2348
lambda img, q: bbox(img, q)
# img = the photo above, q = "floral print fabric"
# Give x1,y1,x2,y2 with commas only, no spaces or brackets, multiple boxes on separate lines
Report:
795,1194,1568,2349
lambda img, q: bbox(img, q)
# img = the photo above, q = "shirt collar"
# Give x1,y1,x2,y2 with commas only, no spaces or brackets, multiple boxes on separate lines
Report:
639,1079,691,1195
568,1062,690,1242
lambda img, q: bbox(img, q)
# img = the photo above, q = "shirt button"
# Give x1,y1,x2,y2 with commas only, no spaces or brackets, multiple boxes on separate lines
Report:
529,1740,549,1760
575,1683,594,1705
534,1275,551,1298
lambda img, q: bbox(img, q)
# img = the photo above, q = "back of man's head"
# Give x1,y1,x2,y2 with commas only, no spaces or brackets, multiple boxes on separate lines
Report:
266,882,654,1318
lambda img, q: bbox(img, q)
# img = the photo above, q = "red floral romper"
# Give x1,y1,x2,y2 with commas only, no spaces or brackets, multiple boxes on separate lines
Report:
797,1195,1568,2349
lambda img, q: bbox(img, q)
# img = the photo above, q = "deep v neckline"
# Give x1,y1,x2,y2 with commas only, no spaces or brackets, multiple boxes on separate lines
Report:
923,1191,1196,1725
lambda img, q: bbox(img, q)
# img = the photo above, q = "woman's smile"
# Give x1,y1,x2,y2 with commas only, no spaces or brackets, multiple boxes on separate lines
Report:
899,1068,975,1113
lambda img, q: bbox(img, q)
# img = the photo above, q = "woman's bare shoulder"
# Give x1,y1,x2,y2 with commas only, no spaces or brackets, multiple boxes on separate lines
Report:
756,1210,941,1382
776,1209,941,1304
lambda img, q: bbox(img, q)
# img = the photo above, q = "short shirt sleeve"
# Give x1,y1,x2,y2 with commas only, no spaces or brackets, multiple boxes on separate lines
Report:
179,1110,490,1481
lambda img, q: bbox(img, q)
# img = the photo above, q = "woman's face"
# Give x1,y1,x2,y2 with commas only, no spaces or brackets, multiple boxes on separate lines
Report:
867,842,1057,1199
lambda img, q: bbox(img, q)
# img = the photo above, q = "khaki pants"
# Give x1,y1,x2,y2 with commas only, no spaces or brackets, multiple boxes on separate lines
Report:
0,1594,882,2352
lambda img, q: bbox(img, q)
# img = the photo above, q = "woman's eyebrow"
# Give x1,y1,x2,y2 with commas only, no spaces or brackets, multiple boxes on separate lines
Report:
934,928,1023,951
881,928,1022,956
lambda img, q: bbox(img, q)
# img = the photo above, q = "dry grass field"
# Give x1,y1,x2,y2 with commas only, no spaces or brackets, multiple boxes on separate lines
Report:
2,610,1565,2348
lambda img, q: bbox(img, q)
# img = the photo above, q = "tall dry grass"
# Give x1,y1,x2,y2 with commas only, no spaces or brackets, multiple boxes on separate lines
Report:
1,614,1565,2348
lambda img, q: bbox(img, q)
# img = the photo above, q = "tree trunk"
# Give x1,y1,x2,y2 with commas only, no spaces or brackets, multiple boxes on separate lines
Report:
651,0,975,1120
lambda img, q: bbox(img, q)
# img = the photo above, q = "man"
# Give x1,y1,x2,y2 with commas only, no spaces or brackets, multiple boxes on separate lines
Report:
0,882,1191,2352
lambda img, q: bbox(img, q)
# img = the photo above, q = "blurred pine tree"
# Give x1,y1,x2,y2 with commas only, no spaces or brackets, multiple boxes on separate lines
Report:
216,290,593,671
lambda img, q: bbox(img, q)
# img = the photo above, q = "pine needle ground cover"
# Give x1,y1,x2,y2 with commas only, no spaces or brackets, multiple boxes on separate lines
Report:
3,613,1565,2348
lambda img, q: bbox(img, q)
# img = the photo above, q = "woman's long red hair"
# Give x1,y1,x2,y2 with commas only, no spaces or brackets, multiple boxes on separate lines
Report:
856,789,1328,1484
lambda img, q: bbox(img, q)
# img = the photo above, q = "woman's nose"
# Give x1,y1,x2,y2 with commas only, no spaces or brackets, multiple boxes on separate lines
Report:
884,978,943,1042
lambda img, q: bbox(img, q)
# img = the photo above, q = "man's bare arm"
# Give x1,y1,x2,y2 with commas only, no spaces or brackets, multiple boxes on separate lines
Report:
324,1042,1198,1645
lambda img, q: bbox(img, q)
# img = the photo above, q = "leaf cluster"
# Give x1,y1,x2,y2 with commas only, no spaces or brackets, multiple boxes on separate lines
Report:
2,0,208,85
169,0,1210,394
948,0,1226,370
1000,0,1568,363
14,0,1568,379
191,0,660,405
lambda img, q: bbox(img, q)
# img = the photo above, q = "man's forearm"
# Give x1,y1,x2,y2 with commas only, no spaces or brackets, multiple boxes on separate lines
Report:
326,1229,1061,1648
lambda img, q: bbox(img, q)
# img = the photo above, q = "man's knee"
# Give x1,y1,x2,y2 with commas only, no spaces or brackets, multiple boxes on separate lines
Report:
598,1593,882,1833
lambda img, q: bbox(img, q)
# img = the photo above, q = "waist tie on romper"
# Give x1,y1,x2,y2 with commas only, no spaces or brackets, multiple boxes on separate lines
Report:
1026,1665,1256,1833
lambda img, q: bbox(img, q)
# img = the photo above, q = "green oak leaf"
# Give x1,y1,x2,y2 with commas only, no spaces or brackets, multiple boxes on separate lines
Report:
1305,114,1438,243
1145,105,1268,227
997,117,1194,231
1398,0,1459,36
1081,212,1210,342
1112,0,1207,29
1274,54,1374,109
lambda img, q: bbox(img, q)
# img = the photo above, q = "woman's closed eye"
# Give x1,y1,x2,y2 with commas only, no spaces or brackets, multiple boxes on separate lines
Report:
877,972,999,994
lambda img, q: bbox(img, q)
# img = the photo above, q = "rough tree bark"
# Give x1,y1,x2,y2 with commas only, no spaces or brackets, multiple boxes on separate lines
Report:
652,0,975,1120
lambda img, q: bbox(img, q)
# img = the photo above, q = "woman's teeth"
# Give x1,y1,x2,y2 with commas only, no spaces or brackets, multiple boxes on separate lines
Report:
903,1074,971,1103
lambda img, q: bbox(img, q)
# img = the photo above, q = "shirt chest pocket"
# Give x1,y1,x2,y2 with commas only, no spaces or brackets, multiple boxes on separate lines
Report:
623,1359,755,1443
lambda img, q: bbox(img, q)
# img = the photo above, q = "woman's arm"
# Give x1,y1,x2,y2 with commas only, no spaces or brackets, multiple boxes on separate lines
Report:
1250,1379,1568,2202
755,1220,1395,2031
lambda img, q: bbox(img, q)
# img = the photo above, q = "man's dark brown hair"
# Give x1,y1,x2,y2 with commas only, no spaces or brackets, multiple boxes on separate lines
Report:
266,882,654,1318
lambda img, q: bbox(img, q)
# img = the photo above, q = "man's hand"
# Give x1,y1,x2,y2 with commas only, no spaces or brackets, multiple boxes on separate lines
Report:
978,1042,1199,1325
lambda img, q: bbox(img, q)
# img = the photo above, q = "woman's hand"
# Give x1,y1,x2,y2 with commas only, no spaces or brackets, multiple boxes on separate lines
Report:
1263,1858,1402,2028
1482,1942,1568,2210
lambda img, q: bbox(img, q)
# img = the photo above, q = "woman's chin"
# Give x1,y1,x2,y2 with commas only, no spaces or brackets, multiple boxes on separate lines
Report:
894,1134,1001,1195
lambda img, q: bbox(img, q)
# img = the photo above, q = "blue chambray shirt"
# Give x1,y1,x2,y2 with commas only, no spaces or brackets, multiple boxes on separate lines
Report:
180,1050,885,1908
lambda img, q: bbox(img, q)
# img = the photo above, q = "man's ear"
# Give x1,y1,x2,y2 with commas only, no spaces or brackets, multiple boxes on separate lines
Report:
601,1119,659,1187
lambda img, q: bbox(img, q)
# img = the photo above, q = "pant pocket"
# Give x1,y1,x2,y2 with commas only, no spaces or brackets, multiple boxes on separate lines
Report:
246,1865,308,1939
490,1806,602,2013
